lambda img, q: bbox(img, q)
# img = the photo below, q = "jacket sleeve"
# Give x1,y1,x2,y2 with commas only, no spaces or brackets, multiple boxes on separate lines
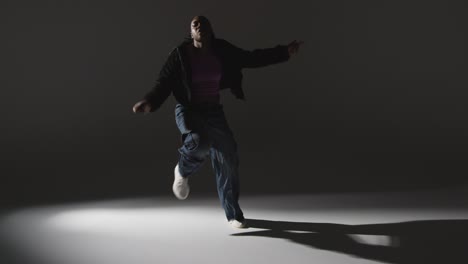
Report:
223,40,290,69
143,49,178,111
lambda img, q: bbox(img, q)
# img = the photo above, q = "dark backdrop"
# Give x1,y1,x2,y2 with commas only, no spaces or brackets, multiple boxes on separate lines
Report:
1,0,467,207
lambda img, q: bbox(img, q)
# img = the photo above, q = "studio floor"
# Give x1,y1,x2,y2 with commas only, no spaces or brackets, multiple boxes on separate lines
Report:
1,185,468,264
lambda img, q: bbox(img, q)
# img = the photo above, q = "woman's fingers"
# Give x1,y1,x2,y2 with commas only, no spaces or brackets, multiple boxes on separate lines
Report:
288,40,304,56
132,100,149,113
144,103,152,113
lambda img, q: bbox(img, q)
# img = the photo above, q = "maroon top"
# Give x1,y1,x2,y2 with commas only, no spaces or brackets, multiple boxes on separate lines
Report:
187,46,222,104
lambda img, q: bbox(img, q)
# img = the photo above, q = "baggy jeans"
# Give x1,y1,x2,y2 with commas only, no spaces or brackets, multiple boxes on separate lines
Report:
175,103,244,222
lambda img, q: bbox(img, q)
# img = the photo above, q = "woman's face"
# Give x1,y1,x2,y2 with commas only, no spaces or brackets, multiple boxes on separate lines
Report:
190,16,213,42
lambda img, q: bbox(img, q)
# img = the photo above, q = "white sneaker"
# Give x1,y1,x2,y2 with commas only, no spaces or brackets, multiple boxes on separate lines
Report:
172,164,189,200
229,219,248,229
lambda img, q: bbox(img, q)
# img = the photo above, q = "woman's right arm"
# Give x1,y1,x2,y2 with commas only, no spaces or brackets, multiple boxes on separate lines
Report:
133,49,178,113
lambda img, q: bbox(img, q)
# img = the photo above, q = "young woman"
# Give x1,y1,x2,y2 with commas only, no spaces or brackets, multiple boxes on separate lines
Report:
133,16,303,228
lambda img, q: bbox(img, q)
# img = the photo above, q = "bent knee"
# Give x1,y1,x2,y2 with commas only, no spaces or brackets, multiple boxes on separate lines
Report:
183,132,211,153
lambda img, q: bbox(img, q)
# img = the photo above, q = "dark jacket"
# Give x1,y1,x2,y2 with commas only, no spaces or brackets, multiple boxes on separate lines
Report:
143,38,290,111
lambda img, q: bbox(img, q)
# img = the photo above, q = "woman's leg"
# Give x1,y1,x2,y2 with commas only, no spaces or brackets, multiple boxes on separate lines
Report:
210,145,244,221
178,131,211,177
207,111,244,221
175,104,211,177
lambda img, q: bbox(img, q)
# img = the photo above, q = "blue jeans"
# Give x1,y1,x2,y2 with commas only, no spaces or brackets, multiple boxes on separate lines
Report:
175,103,244,222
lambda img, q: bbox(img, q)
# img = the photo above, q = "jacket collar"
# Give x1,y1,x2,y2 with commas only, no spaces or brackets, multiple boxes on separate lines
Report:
176,38,224,50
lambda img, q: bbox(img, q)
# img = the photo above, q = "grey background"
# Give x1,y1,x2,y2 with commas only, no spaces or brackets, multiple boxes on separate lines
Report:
1,0,467,207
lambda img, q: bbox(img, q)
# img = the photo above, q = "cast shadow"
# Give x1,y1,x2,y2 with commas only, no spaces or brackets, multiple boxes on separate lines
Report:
232,219,468,264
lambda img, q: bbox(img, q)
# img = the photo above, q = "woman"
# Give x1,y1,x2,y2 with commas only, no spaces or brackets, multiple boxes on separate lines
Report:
133,15,303,228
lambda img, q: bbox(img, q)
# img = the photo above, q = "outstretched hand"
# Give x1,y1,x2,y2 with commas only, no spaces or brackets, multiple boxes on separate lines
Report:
287,40,304,57
132,99,152,113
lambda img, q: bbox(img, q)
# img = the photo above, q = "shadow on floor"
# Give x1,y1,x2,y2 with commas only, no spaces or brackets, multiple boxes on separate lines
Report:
232,219,468,264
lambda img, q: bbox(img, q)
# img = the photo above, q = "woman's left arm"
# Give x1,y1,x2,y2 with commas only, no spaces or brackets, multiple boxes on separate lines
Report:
225,40,304,68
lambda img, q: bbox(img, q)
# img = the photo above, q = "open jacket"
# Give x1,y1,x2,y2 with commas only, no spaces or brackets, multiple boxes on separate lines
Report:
143,38,290,111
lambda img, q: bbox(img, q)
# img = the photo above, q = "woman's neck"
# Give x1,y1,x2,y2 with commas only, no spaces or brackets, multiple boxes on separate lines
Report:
190,41,213,55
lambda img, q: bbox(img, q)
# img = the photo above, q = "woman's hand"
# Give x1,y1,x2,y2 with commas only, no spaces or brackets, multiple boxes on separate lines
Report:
132,100,152,113
287,40,304,57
